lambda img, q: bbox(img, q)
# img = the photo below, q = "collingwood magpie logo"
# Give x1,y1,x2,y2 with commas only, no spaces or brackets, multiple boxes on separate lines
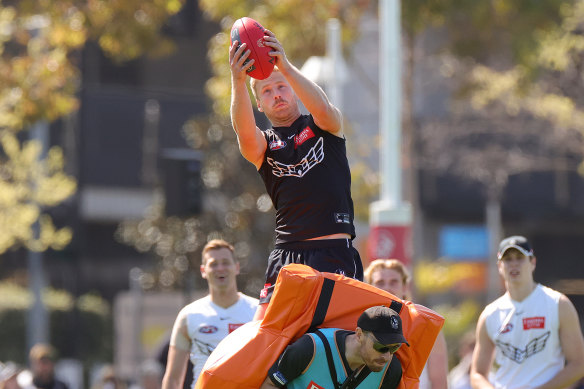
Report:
267,137,324,177
194,339,215,356
495,331,550,363
390,316,399,329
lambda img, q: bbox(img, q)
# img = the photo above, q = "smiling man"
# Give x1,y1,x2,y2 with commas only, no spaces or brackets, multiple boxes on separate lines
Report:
229,29,363,320
162,239,258,389
260,306,408,389
470,236,584,389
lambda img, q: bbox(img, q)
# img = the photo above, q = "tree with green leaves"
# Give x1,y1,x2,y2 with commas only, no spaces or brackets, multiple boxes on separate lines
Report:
0,0,185,254
468,0,584,167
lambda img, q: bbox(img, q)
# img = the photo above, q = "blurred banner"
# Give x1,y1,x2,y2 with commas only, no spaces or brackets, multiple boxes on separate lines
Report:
414,225,490,295
366,224,411,266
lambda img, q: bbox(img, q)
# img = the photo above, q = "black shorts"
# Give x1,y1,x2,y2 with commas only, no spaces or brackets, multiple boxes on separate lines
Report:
259,239,364,304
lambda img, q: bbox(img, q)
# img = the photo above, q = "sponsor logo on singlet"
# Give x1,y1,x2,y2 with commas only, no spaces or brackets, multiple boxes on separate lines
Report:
294,126,315,148
199,325,218,334
228,323,244,333
523,317,545,330
260,283,272,298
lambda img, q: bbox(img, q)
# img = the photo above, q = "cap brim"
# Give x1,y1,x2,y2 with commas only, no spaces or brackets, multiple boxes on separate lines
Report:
497,244,532,259
373,332,410,347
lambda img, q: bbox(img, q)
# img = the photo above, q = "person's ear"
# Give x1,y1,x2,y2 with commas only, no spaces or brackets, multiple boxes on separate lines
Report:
497,260,505,277
355,327,363,342
200,264,207,279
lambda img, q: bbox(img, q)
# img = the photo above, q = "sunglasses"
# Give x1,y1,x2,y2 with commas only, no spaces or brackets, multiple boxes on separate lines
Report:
368,333,401,354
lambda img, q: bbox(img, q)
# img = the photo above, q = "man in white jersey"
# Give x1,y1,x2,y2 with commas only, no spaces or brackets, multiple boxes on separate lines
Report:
161,239,258,389
364,259,448,389
470,236,584,389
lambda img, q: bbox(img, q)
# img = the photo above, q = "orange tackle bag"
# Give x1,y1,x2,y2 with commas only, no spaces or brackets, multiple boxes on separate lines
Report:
195,264,444,389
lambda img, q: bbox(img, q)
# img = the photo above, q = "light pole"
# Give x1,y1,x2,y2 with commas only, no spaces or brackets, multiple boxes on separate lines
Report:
367,0,412,266
27,121,50,350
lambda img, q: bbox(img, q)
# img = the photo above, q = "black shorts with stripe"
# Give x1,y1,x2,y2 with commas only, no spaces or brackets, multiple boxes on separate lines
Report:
259,239,364,304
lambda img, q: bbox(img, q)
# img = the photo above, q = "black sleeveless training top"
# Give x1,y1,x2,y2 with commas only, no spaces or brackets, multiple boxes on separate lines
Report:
258,114,355,244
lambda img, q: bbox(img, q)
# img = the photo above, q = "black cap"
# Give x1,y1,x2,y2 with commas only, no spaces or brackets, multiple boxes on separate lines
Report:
497,235,533,260
357,306,409,346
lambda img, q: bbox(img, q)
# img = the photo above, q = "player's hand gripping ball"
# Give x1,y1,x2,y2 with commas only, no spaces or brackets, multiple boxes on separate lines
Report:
231,17,274,80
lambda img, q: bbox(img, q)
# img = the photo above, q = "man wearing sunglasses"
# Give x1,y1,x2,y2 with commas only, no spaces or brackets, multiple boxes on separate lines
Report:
260,306,409,389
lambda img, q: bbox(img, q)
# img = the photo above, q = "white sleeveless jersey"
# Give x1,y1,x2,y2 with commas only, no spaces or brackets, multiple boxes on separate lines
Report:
181,293,258,387
484,284,564,389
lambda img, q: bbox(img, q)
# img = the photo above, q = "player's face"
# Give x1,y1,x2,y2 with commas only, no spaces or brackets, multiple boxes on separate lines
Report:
358,331,397,372
255,72,299,119
31,357,55,382
370,268,407,299
201,248,240,289
498,249,535,283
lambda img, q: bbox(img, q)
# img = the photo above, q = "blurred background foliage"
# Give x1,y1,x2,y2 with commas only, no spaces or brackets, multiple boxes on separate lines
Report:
0,0,187,255
469,1,584,174
0,281,111,365
0,133,75,253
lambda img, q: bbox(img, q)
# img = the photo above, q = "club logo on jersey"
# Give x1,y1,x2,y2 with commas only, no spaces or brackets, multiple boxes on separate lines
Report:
495,331,550,363
390,316,399,329
523,317,545,330
269,139,286,151
501,323,513,334
228,323,244,333
194,339,215,356
267,137,324,177
307,381,325,389
294,126,315,148
199,325,218,334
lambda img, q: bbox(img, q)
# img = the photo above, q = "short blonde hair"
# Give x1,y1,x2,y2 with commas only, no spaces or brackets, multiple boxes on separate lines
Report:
201,239,235,265
364,259,411,286
29,343,57,361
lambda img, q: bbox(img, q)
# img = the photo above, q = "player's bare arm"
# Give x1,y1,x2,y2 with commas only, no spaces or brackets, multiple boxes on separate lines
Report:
263,30,343,136
426,331,448,389
229,40,267,169
534,295,584,389
470,311,496,389
162,314,191,389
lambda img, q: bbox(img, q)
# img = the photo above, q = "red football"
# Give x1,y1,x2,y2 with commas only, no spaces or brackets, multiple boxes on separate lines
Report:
230,17,274,80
